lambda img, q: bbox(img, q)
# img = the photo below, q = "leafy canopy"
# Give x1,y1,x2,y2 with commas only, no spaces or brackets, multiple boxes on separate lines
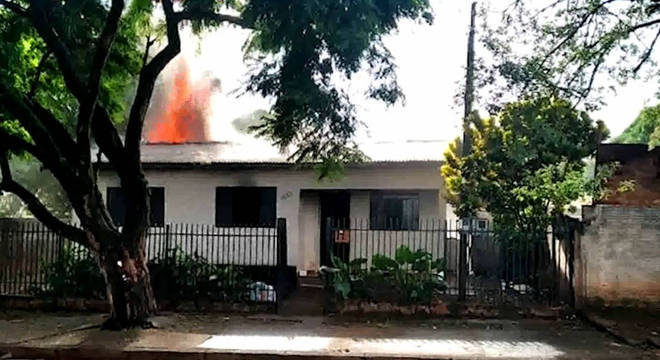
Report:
478,1,660,111
616,103,660,147
0,0,151,132
442,96,607,231
186,0,432,162
0,0,432,225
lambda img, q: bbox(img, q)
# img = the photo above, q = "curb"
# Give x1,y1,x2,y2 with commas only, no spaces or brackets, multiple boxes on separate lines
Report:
0,345,462,360
582,311,658,349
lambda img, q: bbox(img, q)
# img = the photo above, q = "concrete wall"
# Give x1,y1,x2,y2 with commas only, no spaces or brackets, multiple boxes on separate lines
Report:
99,165,446,272
576,205,660,307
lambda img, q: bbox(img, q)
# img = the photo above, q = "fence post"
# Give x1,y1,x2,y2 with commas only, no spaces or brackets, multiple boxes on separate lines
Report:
276,218,287,310
551,229,557,305
458,219,469,301
325,217,333,266
568,226,576,308
56,234,64,299
164,224,171,263
277,218,287,267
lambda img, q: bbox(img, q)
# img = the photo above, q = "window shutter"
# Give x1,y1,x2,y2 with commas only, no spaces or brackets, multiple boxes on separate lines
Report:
258,188,276,226
369,191,384,229
149,187,165,226
107,187,127,226
215,187,233,226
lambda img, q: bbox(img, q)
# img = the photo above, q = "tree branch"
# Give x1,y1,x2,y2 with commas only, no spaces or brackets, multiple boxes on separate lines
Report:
142,35,156,68
30,1,85,99
78,0,125,168
0,130,39,157
633,28,660,73
28,99,78,161
28,1,126,181
125,0,181,158
0,0,28,16
0,150,89,248
28,50,51,99
92,107,125,166
0,85,73,164
174,10,248,28
629,18,660,33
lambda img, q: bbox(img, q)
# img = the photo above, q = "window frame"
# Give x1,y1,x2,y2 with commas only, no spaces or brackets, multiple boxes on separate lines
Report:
106,186,166,227
215,186,277,227
369,191,420,231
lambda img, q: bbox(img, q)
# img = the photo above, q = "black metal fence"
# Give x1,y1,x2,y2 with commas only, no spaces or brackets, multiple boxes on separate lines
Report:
0,218,291,308
325,218,575,306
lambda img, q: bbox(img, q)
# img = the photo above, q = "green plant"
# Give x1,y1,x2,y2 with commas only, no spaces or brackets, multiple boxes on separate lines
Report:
38,245,105,299
323,246,446,305
150,247,250,302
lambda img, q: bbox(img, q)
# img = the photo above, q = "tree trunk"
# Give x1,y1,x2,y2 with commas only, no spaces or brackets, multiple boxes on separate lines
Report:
98,232,156,329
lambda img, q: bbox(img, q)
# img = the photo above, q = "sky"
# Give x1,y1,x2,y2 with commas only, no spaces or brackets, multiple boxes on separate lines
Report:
168,0,659,152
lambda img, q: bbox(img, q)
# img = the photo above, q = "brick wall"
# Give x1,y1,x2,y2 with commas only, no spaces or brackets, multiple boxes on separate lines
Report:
597,144,660,207
575,205,660,308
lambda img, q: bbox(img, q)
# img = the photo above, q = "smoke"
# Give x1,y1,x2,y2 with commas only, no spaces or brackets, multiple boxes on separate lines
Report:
144,57,221,143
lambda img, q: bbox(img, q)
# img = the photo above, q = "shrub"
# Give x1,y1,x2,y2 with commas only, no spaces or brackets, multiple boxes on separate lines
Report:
323,245,446,305
149,247,250,302
38,245,105,299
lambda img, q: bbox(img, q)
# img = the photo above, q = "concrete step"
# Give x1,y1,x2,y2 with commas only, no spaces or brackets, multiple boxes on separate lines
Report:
299,276,324,289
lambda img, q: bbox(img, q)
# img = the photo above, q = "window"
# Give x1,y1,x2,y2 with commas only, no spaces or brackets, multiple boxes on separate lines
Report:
106,187,165,227
370,191,419,230
215,187,276,227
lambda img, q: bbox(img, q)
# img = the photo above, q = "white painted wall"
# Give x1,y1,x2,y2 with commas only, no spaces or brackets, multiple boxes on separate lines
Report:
99,165,447,271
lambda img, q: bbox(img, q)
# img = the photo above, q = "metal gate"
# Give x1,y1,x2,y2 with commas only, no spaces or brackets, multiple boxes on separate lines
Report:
325,218,575,306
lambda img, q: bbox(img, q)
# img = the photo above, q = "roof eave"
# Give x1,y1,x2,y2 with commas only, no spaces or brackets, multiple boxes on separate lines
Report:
97,160,443,171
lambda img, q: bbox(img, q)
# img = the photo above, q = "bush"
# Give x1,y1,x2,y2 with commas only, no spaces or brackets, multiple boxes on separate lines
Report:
38,245,105,299
149,247,250,302
323,245,446,305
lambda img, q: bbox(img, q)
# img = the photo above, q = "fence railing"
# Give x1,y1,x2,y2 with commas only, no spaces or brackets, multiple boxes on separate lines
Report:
0,219,289,307
325,218,574,306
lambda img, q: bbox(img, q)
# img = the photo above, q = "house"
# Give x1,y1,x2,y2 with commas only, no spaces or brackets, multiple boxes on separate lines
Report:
97,140,448,275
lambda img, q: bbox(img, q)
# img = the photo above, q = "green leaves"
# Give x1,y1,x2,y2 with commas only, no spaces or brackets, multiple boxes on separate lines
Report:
479,1,660,108
372,254,398,271
442,95,605,231
616,103,660,147
241,0,432,163
324,246,446,304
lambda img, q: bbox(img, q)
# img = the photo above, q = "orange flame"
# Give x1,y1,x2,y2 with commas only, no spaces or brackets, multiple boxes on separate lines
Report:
146,58,213,143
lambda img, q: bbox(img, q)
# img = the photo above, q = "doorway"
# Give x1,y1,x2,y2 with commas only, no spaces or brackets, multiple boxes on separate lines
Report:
319,191,350,267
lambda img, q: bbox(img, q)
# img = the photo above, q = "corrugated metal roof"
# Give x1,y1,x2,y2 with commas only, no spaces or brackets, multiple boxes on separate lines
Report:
136,140,447,164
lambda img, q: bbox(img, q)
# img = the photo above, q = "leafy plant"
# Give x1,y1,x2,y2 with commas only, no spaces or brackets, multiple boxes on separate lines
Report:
442,97,607,233
149,247,250,302
323,246,446,305
37,245,105,299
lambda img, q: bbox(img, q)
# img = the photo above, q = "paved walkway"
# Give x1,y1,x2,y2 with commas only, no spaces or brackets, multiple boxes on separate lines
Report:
1,311,658,359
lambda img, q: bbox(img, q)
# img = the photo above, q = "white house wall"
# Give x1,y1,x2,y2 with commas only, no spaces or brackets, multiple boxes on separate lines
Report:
99,166,446,271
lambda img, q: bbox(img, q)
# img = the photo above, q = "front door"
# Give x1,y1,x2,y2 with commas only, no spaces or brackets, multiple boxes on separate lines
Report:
320,191,350,266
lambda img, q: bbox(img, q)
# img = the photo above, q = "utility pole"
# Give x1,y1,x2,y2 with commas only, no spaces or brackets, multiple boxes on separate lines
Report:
458,1,477,302
462,1,477,156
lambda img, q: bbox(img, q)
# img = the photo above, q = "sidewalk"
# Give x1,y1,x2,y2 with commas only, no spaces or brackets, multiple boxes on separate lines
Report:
1,311,658,359
583,308,660,348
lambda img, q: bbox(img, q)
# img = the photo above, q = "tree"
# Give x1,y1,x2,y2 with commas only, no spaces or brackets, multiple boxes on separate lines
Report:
616,103,660,147
442,96,607,234
0,157,71,219
0,0,432,328
477,1,660,110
